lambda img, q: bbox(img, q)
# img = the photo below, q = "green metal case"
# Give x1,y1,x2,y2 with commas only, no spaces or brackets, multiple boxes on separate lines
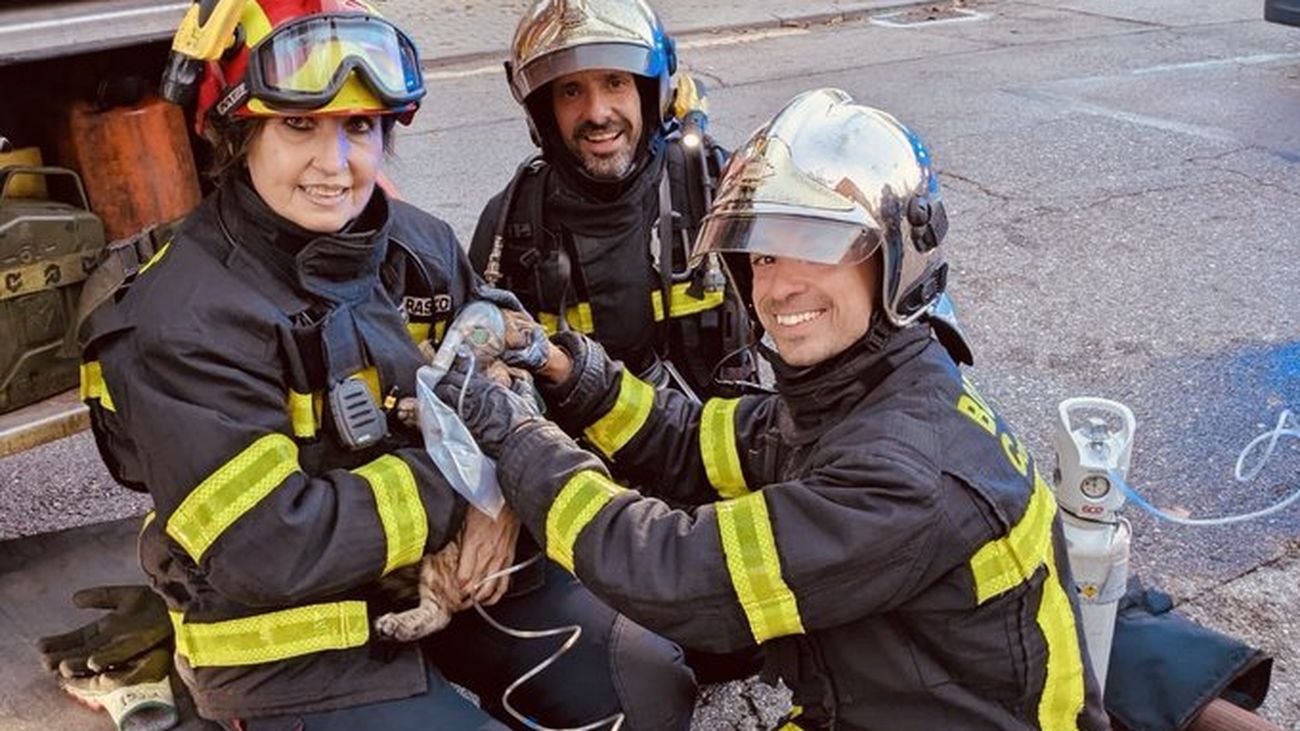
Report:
0,166,105,414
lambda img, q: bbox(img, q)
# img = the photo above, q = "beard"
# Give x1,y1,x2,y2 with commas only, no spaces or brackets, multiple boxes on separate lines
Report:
569,117,638,179
578,145,636,179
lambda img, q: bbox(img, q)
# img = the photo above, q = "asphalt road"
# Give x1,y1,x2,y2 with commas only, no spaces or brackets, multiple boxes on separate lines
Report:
2,0,1297,726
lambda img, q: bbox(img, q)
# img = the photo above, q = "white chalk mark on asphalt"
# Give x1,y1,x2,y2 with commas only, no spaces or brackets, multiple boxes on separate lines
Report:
1130,52,1300,76
1013,89,1242,146
424,64,503,81
678,26,808,50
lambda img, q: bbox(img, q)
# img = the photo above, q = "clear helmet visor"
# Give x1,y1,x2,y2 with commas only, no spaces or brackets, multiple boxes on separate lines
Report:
693,213,882,267
512,43,664,101
253,15,423,108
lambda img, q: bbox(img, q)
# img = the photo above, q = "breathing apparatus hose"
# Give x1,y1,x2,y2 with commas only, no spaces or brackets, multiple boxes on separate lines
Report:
452,363,625,731
1113,409,1300,526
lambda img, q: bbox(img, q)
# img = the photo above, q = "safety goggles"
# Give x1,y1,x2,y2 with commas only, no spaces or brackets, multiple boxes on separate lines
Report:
244,13,425,112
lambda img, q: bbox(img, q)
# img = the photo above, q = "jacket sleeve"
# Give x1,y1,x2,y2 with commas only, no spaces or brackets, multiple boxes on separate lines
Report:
495,415,975,655
101,320,465,609
542,338,776,505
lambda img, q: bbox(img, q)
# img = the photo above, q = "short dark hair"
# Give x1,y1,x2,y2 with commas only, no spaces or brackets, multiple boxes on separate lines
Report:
202,114,400,184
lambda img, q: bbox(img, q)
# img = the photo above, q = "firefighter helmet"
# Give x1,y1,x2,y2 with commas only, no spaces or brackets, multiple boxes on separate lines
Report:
192,0,425,131
506,0,677,146
693,88,949,328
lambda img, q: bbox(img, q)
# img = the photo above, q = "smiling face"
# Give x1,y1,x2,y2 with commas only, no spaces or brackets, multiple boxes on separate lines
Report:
550,69,644,179
245,114,384,233
750,253,881,366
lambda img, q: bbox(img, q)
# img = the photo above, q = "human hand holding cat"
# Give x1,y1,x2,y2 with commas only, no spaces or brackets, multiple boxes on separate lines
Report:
456,504,521,606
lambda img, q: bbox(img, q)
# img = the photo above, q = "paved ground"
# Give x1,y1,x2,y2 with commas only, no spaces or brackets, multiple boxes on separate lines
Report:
2,0,1298,729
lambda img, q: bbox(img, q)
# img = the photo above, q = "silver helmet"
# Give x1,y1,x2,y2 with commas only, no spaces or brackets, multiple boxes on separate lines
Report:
693,88,949,328
506,0,677,141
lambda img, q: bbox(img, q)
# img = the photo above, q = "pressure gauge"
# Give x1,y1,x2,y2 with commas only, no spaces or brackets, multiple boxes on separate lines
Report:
1080,474,1111,500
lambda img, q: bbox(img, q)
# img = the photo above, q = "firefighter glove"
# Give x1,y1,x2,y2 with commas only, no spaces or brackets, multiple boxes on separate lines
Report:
435,353,543,459
59,644,178,731
37,585,172,677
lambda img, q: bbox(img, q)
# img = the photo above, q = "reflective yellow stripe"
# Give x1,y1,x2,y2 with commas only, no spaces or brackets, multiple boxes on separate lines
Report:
969,479,1056,604
406,321,431,344
715,492,805,643
166,434,299,562
353,455,428,575
701,398,747,498
538,303,596,335
287,390,315,439
287,368,379,440
651,283,725,322
583,370,655,458
1037,538,1087,731
545,470,626,573
79,361,115,412
969,473,1085,730
434,319,447,344
136,240,172,275
357,366,381,401
777,705,807,730
170,601,369,668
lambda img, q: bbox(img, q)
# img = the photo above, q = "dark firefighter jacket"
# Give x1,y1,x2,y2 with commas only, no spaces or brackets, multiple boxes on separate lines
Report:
77,177,474,719
493,325,1112,731
467,137,750,397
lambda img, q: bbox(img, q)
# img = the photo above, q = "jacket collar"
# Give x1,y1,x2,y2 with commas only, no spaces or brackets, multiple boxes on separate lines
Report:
544,143,667,237
218,174,393,304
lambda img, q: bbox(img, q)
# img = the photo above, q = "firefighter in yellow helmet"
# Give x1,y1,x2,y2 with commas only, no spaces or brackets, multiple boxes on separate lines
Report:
68,0,696,727
436,88,1112,731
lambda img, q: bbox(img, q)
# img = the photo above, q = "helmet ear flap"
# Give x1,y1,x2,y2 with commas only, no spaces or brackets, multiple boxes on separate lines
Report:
720,253,762,336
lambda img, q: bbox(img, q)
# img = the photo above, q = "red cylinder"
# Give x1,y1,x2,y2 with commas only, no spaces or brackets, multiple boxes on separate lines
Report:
59,95,201,241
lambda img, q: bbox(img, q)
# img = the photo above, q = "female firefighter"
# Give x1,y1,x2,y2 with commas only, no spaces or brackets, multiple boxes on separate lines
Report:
73,1,695,728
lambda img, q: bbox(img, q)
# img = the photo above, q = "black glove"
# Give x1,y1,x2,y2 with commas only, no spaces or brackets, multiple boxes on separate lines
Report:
435,354,543,459
473,285,527,314
37,585,172,677
472,286,551,372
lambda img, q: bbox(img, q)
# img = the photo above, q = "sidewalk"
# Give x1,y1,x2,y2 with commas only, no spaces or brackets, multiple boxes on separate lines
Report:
381,0,926,68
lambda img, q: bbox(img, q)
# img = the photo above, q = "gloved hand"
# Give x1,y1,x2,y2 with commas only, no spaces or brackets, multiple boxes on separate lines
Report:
435,353,543,459
472,286,552,372
37,585,172,677
59,645,178,731
540,330,602,395
474,284,527,314
500,309,551,372
38,586,178,731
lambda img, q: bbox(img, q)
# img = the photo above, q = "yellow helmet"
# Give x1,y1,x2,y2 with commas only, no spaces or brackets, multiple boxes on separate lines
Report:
193,0,425,130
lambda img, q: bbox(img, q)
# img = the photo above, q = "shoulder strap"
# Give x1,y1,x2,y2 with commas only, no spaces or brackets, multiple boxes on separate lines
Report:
68,218,180,355
484,155,546,286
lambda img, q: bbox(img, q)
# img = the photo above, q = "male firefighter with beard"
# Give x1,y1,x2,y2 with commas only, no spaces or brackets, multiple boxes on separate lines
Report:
442,88,1112,730
469,0,755,402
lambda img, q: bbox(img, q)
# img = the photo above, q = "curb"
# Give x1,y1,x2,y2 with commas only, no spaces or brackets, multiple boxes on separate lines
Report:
418,0,937,71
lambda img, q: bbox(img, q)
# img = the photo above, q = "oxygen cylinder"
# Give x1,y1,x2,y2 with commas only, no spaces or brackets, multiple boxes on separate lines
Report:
59,94,201,241
1052,397,1136,696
